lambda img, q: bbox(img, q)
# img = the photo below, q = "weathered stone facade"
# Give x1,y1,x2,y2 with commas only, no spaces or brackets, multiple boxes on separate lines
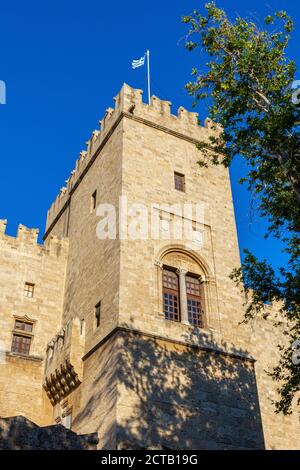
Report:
0,416,98,450
0,222,68,425
0,84,299,449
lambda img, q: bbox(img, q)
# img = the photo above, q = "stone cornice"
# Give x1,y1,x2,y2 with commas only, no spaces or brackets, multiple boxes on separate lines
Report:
82,326,255,364
6,352,43,362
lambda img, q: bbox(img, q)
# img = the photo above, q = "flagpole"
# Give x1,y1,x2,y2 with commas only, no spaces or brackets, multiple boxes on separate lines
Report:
146,50,151,105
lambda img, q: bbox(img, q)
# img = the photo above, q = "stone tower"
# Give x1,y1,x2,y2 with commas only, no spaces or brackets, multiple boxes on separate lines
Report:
0,84,299,449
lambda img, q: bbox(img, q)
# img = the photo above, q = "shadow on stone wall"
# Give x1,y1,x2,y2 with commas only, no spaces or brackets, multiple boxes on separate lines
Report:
74,326,265,450
0,416,98,450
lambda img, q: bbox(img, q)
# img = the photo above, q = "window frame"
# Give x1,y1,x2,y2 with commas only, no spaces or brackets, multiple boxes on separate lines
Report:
24,282,35,298
11,317,35,356
174,172,185,192
186,275,204,328
11,332,32,355
80,318,85,336
162,268,181,322
95,301,101,328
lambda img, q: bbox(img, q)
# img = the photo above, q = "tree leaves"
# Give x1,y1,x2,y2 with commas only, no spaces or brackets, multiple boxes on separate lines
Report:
184,2,300,415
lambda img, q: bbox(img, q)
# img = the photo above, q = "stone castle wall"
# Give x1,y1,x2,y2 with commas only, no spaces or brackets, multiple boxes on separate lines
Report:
0,84,299,449
0,221,68,425
0,416,98,450
43,84,300,449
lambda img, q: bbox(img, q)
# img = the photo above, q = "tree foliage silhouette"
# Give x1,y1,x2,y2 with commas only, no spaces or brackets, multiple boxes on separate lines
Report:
183,2,300,414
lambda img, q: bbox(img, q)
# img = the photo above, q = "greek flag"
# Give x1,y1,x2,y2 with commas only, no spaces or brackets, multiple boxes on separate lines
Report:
0,80,6,105
132,55,145,69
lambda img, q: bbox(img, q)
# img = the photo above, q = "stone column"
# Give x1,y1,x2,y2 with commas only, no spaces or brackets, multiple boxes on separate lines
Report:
176,267,189,324
154,260,164,316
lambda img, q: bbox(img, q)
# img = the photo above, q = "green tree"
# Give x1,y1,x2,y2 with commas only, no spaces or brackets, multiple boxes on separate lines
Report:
183,2,300,414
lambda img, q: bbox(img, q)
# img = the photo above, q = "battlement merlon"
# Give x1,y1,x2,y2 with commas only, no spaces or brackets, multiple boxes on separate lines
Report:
0,219,68,257
45,83,222,236
0,219,7,234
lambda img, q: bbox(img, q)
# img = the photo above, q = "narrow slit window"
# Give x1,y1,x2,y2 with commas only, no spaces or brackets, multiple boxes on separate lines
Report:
95,302,101,328
80,319,85,335
91,190,97,212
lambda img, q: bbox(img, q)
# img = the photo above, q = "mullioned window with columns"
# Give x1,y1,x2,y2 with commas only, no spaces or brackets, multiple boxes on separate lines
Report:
162,267,204,327
11,316,35,355
155,247,220,332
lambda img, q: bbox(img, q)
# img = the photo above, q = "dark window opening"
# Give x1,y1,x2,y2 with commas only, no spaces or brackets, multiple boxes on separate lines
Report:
15,320,33,332
174,172,185,192
91,190,97,212
80,319,85,335
95,302,101,328
11,334,31,355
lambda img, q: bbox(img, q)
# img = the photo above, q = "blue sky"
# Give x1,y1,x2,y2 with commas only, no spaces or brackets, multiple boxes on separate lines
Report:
0,0,299,270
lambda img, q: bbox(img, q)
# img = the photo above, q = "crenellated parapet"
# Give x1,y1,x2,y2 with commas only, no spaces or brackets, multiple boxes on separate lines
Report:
0,219,68,258
46,83,222,231
43,318,85,406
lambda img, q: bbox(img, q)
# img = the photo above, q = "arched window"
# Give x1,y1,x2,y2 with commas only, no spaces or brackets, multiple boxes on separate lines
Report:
162,270,204,327
162,269,180,322
186,276,204,327
155,247,219,331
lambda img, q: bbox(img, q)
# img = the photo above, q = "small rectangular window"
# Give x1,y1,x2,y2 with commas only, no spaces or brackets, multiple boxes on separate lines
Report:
91,190,97,212
11,319,34,355
95,302,101,328
80,319,85,335
174,172,185,192
11,334,31,355
24,282,34,298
